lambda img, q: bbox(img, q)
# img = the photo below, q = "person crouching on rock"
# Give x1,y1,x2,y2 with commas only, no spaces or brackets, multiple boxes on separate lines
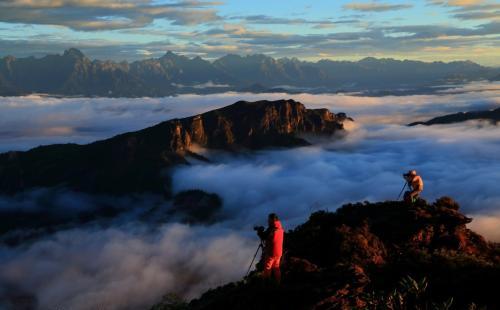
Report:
256,213,284,284
403,170,424,203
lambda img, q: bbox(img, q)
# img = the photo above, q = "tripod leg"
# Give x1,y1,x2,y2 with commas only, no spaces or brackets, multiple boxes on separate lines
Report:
245,243,262,277
397,182,407,200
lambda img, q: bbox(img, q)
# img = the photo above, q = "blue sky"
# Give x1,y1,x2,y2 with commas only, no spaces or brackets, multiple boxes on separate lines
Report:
0,0,498,65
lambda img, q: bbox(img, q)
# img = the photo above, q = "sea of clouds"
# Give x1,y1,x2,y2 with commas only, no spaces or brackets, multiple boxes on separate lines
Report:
0,82,499,309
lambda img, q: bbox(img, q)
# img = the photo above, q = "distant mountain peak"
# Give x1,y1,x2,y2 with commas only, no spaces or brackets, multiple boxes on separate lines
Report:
359,57,399,64
218,54,242,60
161,50,186,61
63,48,85,59
360,56,378,62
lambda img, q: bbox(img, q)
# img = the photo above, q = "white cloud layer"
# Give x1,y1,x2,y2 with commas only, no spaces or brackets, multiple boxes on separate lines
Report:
0,223,255,310
0,82,499,152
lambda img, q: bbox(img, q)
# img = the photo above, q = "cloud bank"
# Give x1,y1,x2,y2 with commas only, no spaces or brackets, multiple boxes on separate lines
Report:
0,0,221,30
343,2,413,12
172,120,500,231
0,82,499,152
0,82,499,309
0,223,255,310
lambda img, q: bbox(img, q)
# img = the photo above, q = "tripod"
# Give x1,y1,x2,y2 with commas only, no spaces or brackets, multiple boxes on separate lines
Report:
245,242,263,277
397,182,407,201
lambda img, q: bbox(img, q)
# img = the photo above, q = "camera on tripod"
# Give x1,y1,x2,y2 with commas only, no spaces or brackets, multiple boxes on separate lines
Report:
253,225,265,233
253,225,266,240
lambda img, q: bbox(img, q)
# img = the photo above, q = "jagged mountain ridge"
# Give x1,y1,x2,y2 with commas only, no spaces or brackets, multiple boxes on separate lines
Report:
154,197,500,310
409,107,500,126
0,99,349,195
1,48,498,97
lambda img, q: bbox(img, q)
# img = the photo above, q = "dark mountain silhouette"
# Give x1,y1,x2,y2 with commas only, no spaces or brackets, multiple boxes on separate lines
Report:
152,197,500,310
409,107,500,126
0,99,350,244
0,99,349,196
1,49,498,97
169,189,223,225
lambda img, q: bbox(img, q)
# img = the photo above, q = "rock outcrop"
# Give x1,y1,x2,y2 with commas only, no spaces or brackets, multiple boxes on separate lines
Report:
160,197,500,310
0,99,349,195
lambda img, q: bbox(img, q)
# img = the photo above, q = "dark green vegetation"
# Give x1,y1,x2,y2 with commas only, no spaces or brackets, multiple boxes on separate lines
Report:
1,49,498,97
409,107,500,126
152,197,500,310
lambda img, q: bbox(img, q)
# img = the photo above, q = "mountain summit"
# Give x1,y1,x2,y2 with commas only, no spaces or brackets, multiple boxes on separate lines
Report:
0,99,350,195
62,48,86,59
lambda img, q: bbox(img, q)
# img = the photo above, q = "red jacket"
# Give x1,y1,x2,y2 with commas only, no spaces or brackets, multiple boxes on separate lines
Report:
266,220,284,258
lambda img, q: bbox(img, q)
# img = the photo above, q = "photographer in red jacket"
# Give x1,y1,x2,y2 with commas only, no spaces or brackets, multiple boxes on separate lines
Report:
256,213,284,283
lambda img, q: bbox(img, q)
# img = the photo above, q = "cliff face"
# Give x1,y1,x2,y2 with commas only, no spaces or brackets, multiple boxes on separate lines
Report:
174,198,500,310
169,100,347,151
0,99,349,195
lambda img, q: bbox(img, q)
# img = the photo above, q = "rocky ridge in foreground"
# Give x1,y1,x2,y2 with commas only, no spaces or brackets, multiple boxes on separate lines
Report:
153,197,500,310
